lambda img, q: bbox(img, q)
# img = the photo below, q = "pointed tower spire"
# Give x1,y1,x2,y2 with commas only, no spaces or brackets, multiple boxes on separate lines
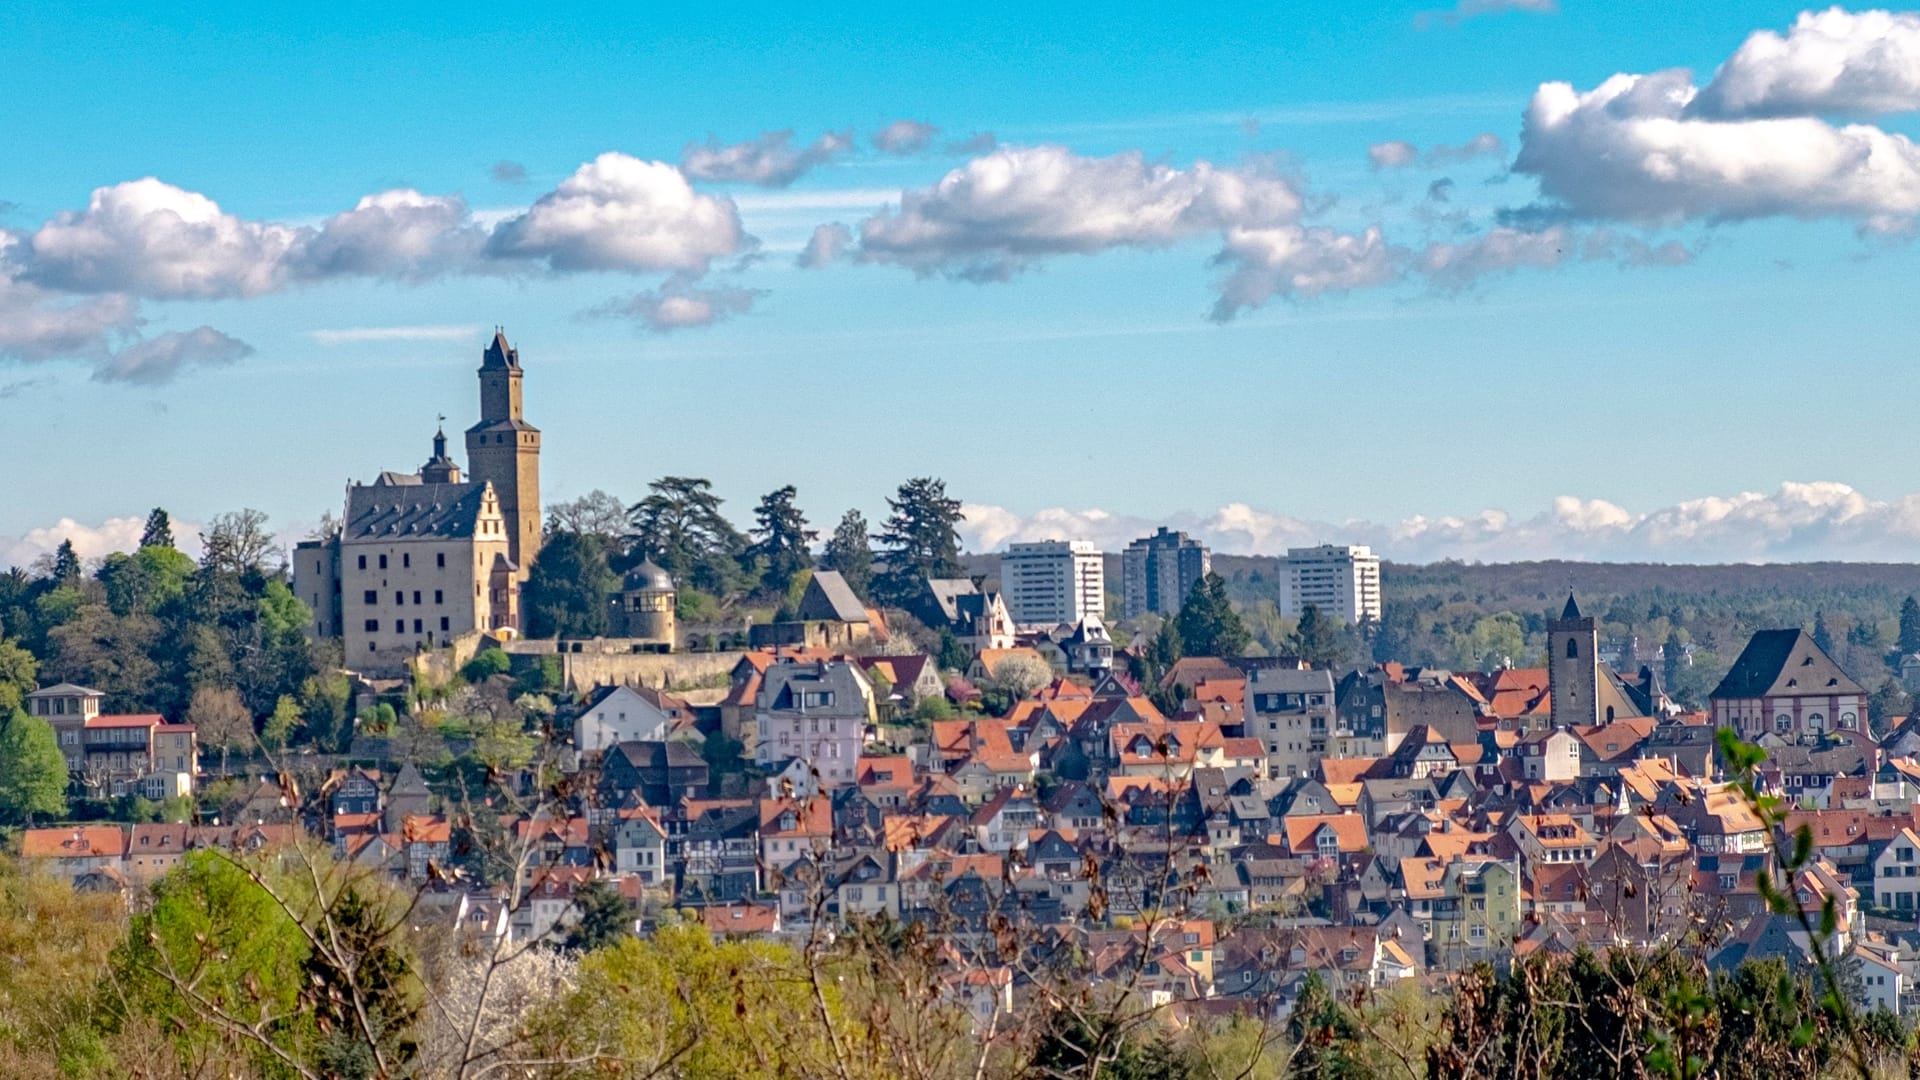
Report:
1561,592,1582,620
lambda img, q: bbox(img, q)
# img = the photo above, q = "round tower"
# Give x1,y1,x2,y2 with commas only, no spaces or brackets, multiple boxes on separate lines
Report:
621,560,677,644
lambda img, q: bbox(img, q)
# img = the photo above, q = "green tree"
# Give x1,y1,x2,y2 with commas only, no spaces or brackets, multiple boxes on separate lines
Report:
0,636,37,715
139,507,175,550
564,878,635,953
522,531,618,638
50,541,81,586
262,694,301,751
626,476,749,596
299,670,354,753
0,711,67,824
1900,596,1920,655
745,485,815,596
1173,573,1249,659
1288,604,1352,669
873,477,965,607
461,648,512,684
821,509,875,602
1813,610,1834,654
301,887,420,1078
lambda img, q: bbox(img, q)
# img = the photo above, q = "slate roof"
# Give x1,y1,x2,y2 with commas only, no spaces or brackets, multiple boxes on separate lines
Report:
346,481,492,542
1711,629,1864,699
798,570,870,623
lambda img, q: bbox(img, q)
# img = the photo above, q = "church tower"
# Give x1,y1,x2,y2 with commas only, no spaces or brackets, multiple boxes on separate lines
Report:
465,330,542,579
1547,593,1599,729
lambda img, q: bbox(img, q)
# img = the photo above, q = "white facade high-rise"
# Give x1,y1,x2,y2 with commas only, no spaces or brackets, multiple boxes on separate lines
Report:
1001,540,1104,626
1279,544,1382,624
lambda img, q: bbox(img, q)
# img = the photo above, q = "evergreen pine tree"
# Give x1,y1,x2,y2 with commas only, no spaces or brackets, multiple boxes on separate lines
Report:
1288,604,1352,669
1812,610,1834,654
139,507,175,549
745,485,815,595
1173,573,1249,659
1900,596,1920,655
821,509,876,602
873,478,964,606
50,540,81,585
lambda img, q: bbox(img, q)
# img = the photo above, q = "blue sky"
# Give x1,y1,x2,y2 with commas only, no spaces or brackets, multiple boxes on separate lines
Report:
7,1,1920,566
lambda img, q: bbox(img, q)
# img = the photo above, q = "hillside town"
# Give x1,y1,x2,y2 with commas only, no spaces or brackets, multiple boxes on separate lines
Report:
6,333,1920,1042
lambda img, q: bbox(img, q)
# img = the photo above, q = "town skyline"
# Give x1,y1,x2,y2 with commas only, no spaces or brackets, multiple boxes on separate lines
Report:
10,2,1920,564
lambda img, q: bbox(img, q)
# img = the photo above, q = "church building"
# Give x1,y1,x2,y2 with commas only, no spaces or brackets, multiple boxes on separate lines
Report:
295,331,544,674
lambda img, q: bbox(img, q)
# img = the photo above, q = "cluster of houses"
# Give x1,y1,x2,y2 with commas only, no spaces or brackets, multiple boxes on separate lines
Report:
23,592,1920,1023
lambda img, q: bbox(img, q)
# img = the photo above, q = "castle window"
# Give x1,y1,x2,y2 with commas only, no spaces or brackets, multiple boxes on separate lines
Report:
395,592,404,605
394,620,404,633
1565,639,1578,659
440,617,450,631
434,590,443,604
364,590,377,604
358,555,367,570
413,591,422,605
402,553,411,568
379,555,388,570
413,619,423,634
437,553,446,568
364,620,378,632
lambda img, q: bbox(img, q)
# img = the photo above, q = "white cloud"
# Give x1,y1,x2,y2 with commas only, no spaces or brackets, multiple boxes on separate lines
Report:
960,481,1920,562
487,152,749,273
1517,62,1920,228
2,514,204,571
91,326,252,385
1419,225,1572,288
292,189,486,279
855,144,1304,281
873,119,940,154
593,273,762,331
0,270,138,362
1212,225,1400,319
26,178,301,299
1368,140,1419,169
308,324,480,345
1694,7,1920,118
797,222,853,268
681,130,854,187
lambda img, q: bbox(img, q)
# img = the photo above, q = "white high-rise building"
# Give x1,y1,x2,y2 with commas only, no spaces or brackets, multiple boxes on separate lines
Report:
1001,540,1104,626
1279,544,1382,624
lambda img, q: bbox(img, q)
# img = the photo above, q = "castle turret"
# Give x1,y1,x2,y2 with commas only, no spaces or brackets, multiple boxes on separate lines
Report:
465,329,541,579
420,426,461,484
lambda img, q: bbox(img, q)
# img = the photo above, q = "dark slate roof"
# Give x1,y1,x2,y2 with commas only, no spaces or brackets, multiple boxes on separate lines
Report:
923,578,978,623
623,559,675,591
1561,594,1582,620
1711,629,1865,699
346,481,491,542
465,417,540,435
482,330,519,369
797,570,869,623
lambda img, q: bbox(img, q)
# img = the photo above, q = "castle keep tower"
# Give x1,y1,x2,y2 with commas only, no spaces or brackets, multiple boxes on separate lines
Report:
465,330,542,579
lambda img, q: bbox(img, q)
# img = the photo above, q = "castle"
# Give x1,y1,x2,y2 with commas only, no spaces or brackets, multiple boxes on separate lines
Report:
295,330,544,675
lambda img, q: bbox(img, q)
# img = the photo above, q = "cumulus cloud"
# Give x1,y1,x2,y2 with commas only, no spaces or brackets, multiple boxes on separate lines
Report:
1694,7,1920,118
1369,141,1420,169
797,222,853,268
960,481,1920,563
1417,0,1557,29
1517,37,1920,229
90,326,253,385
681,129,854,187
592,273,762,332
873,119,939,154
487,152,748,272
1212,225,1401,319
25,178,301,299
292,189,487,279
854,144,1305,280
2,514,205,571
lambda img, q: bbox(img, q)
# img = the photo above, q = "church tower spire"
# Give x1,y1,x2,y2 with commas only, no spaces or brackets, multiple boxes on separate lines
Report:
1548,592,1599,730
465,328,542,578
